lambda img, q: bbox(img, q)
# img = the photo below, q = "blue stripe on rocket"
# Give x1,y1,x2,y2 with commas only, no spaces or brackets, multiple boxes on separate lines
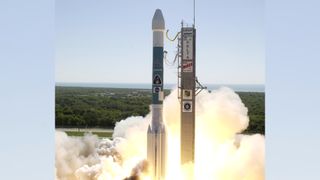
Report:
152,47,164,105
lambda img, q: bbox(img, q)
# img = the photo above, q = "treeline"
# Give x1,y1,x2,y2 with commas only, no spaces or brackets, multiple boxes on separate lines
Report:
238,92,265,134
56,87,265,134
56,87,153,128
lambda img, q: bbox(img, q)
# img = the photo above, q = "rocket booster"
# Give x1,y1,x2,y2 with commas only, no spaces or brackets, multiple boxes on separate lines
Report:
147,9,167,180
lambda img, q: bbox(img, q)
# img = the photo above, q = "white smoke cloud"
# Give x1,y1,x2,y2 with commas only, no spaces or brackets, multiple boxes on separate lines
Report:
55,87,265,180
55,132,100,180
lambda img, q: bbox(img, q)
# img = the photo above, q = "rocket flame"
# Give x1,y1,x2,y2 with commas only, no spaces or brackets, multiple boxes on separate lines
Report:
55,87,265,180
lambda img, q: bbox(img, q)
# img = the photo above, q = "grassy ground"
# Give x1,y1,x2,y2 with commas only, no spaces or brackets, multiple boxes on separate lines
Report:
65,131,113,138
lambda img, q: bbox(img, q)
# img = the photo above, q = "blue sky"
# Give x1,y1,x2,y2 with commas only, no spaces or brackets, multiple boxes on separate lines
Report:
56,0,264,84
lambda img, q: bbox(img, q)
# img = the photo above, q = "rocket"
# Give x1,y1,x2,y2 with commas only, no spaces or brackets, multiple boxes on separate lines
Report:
147,9,167,180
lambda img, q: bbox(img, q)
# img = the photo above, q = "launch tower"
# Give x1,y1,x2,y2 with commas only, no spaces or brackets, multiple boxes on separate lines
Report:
179,25,196,165
177,24,205,167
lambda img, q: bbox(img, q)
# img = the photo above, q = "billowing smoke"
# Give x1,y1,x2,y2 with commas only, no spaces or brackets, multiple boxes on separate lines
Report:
55,87,265,180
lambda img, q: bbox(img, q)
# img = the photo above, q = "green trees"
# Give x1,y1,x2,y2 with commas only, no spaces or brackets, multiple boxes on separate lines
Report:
238,92,265,134
55,87,151,128
55,87,265,134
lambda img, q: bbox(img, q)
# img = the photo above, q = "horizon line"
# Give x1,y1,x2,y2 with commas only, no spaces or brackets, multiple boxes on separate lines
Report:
55,82,265,85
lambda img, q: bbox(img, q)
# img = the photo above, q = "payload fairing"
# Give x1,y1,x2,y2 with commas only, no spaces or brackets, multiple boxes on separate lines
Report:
147,9,167,180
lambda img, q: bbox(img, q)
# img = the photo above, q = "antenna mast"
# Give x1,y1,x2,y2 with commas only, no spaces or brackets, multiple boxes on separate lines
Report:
193,0,196,27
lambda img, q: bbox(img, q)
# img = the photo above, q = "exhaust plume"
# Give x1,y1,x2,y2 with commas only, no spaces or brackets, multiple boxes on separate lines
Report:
55,87,265,180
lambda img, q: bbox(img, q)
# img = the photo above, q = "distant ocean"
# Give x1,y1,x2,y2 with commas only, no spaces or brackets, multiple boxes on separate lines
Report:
56,82,264,92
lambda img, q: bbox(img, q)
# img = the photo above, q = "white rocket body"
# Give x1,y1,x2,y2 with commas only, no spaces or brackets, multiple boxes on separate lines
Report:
147,9,167,180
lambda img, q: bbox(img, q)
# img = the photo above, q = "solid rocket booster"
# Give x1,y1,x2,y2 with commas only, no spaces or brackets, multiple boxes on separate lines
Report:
147,9,167,180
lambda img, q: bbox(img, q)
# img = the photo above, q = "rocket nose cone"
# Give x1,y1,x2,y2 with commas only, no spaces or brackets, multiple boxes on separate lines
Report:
152,9,165,30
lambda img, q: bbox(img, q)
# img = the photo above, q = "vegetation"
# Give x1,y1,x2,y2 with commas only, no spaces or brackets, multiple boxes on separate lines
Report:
56,86,264,134
64,131,113,138
237,92,265,134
